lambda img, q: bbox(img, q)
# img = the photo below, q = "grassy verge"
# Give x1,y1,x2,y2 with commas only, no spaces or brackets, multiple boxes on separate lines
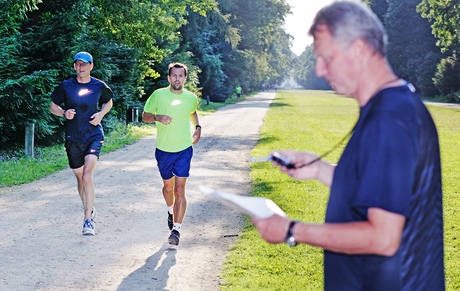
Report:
428,105,460,290
221,90,459,290
0,123,156,186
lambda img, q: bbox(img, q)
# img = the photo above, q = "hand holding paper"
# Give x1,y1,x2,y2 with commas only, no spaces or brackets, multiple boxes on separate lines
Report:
199,186,286,219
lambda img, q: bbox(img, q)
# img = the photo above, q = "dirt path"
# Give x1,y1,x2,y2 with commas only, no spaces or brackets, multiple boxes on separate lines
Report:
424,101,460,110
0,92,276,291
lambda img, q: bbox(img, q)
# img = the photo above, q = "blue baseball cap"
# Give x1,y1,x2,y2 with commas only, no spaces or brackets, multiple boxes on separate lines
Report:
74,52,93,63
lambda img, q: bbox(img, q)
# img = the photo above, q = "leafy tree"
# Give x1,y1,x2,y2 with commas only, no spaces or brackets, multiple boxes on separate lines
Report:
418,0,460,96
367,0,389,24
417,0,460,53
433,53,460,101
230,0,292,91
0,0,293,150
385,0,442,97
178,7,230,102
0,0,59,147
0,0,216,149
293,45,330,90
175,0,292,101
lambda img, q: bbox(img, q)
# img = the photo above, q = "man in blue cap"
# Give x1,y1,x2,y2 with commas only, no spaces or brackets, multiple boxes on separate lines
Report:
50,51,113,236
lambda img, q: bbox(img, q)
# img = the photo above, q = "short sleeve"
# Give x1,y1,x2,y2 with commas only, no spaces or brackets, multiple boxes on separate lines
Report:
143,91,157,114
353,116,417,218
50,83,66,105
99,85,113,106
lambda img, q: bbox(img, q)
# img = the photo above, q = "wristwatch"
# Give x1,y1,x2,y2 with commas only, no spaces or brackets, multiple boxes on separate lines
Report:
285,220,298,247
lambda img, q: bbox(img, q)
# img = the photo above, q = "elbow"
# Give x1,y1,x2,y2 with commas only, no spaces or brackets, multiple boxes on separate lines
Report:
379,245,399,257
371,237,401,257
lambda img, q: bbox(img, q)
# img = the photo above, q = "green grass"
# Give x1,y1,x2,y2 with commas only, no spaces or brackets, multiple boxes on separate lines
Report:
221,90,460,290
427,105,460,291
0,123,157,186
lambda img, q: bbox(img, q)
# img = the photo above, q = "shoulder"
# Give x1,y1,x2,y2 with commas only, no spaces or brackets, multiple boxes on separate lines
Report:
149,87,170,99
54,77,77,92
366,85,418,120
90,77,112,89
155,87,171,94
181,89,198,99
359,85,421,142
61,77,77,86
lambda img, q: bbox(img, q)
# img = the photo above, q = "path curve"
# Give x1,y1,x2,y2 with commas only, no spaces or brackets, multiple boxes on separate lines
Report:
0,92,276,291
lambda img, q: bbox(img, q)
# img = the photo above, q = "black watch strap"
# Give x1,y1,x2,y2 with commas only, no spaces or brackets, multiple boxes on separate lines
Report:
195,124,202,130
285,220,298,247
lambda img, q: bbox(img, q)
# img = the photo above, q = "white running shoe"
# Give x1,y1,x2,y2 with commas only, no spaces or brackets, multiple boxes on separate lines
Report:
82,219,95,236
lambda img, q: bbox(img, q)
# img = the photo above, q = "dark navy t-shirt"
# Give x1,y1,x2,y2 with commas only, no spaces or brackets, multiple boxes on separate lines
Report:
51,77,113,143
325,84,445,291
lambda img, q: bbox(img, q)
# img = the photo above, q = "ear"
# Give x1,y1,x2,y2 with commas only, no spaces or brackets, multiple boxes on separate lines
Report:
350,38,368,58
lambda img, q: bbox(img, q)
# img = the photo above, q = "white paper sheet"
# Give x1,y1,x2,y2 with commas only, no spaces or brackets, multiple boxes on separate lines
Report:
199,186,286,219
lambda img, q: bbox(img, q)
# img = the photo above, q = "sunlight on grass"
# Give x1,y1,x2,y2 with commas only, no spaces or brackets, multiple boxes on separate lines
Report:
0,124,156,186
221,90,459,291
426,105,460,291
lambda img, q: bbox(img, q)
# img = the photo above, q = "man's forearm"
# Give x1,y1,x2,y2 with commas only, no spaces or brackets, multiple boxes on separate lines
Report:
142,112,156,123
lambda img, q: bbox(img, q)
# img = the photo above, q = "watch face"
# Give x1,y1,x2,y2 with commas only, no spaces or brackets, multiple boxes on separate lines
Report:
286,236,297,247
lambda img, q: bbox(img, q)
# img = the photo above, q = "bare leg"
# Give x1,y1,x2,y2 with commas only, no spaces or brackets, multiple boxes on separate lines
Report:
72,154,98,220
162,177,175,208
172,177,188,224
162,176,188,224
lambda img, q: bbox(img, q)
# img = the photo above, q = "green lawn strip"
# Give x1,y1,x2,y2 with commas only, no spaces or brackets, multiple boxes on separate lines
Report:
221,90,459,290
0,123,156,186
426,105,460,290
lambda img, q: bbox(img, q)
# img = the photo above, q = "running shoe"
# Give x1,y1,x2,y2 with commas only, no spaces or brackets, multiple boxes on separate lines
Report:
168,212,173,230
168,229,180,246
82,219,95,236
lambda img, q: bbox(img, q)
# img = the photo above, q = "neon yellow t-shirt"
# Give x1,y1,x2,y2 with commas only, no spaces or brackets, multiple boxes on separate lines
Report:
143,87,198,152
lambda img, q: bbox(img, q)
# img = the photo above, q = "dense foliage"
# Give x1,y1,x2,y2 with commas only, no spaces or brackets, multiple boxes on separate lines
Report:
292,0,459,102
3,0,460,151
292,45,330,90
418,0,460,102
0,0,293,150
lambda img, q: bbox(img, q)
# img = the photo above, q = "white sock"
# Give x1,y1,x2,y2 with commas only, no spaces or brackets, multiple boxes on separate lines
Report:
173,223,181,232
168,205,173,215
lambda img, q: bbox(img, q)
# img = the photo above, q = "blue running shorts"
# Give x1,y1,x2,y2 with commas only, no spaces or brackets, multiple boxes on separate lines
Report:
155,146,193,180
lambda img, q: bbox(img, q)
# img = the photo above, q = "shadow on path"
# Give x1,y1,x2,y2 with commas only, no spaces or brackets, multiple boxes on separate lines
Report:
117,244,177,291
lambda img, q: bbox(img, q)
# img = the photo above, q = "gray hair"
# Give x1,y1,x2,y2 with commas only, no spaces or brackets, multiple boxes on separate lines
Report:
308,0,387,56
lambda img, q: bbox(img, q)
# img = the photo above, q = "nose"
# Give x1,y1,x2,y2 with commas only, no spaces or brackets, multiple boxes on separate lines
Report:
315,59,327,78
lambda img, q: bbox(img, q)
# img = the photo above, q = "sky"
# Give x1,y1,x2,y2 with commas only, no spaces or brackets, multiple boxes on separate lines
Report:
285,0,334,56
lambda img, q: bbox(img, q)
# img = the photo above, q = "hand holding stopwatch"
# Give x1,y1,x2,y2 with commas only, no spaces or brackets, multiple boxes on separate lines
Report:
271,152,295,169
